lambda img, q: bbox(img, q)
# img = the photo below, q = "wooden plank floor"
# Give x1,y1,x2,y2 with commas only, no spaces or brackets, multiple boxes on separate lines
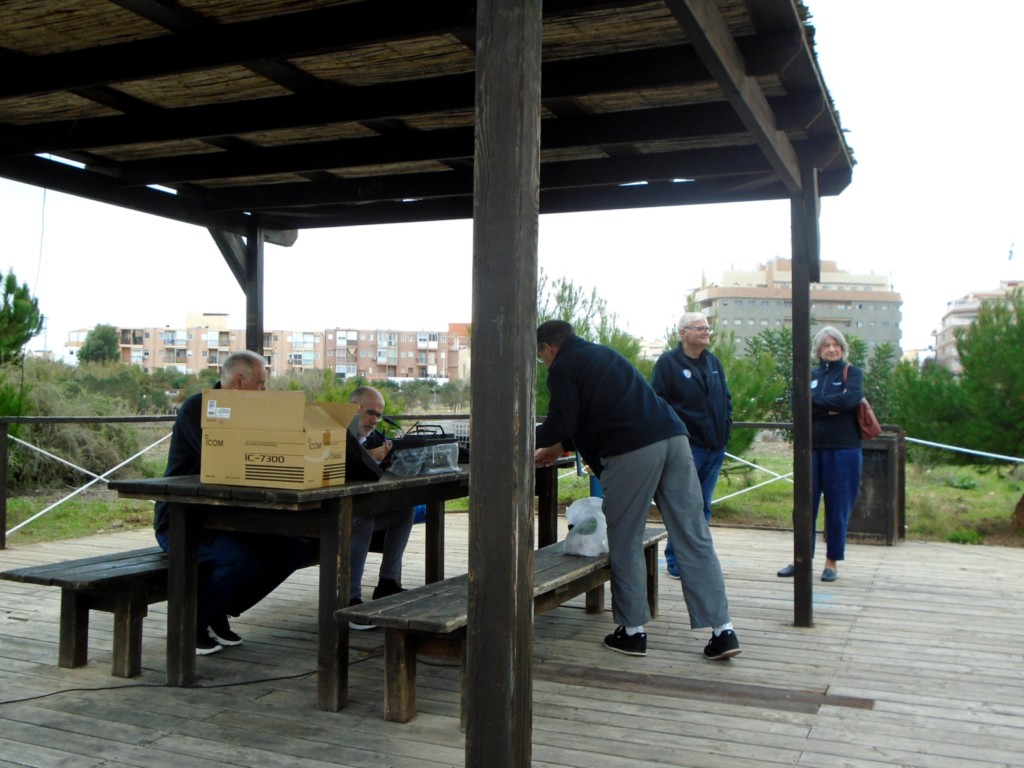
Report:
2,515,1023,768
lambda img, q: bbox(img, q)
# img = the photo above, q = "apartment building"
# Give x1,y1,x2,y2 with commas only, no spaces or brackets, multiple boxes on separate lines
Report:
694,257,903,354
324,324,470,381
66,314,471,381
934,279,1022,375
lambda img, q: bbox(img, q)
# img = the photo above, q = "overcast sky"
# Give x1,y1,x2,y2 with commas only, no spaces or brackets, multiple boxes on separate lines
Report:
2,0,1021,357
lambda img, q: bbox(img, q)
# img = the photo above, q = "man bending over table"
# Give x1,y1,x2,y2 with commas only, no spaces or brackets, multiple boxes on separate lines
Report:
534,320,741,661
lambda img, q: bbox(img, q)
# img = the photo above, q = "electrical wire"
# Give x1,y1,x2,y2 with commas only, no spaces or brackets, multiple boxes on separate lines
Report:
0,644,384,707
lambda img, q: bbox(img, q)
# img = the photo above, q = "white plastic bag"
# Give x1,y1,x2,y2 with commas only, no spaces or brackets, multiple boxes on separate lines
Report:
563,496,609,557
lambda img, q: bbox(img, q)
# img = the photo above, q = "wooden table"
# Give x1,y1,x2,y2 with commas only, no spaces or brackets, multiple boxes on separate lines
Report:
109,459,573,711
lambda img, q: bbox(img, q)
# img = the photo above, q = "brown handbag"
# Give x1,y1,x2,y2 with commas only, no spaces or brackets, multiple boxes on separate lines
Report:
843,364,882,440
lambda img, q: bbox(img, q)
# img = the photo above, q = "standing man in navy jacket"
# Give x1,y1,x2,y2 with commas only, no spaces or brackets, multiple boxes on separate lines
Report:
535,320,740,660
651,312,732,579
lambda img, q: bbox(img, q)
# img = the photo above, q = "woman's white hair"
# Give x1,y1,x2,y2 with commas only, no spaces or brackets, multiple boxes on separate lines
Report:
811,326,849,359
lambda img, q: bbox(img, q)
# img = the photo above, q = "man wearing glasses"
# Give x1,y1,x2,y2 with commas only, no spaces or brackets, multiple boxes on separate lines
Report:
535,320,740,661
651,312,732,580
345,386,414,629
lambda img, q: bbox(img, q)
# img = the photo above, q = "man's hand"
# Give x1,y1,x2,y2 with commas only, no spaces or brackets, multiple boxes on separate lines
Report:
367,440,392,463
534,443,564,468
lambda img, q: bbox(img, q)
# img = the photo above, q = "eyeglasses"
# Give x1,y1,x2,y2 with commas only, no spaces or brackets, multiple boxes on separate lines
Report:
358,404,384,419
683,326,713,335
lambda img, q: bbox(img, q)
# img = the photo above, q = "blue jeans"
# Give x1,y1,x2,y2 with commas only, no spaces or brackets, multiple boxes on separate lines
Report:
665,444,726,569
156,529,313,631
812,447,863,562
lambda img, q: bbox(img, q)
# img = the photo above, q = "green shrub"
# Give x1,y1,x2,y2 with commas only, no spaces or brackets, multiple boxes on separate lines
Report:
947,529,982,545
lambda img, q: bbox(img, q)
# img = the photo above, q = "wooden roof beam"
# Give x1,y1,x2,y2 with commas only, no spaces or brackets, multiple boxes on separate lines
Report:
666,0,802,194
0,45,710,157
0,1,478,100
202,144,777,211
98,95,824,186
0,154,252,233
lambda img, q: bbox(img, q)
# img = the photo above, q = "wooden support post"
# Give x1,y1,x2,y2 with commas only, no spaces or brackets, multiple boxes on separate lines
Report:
0,422,7,550
467,0,543,765
790,166,819,628
244,221,265,356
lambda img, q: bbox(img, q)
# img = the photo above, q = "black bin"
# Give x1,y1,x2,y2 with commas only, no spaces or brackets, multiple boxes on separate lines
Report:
848,432,905,545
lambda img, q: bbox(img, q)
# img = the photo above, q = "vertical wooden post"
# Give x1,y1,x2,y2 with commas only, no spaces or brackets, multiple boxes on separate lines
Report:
245,221,265,356
466,0,542,765
0,421,7,549
791,166,819,628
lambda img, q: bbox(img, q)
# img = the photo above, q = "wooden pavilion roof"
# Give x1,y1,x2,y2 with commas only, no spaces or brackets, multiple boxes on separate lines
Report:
0,0,853,237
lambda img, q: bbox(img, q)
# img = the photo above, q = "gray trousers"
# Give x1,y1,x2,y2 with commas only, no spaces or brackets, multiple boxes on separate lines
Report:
350,508,414,600
599,435,731,629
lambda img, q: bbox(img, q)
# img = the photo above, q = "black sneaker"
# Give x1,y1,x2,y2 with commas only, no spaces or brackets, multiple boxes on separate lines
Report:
603,626,647,656
704,629,741,660
372,578,407,600
196,632,223,656
347,598,376,632
208,615,243,646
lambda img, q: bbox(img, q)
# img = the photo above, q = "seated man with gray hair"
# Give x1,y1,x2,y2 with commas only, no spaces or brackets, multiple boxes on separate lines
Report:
154,350,314,655
345,385,415,630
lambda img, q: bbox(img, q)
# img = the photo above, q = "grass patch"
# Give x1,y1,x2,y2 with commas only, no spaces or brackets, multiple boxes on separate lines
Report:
548,438,1024,548
5,490,154,545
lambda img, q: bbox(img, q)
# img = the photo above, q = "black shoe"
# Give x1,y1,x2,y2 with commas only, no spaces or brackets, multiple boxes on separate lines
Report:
372,577,408,600
208,615,243,646
347,598,376,632
777,564,795,577
603,626,647,657
196,632,223,656
704,629,741,661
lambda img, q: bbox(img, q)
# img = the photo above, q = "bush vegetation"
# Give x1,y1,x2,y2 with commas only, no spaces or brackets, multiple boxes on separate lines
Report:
2,285,1021,547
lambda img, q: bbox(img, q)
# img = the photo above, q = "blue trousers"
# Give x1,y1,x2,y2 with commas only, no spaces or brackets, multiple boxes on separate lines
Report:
157,529,312,631
812,447,863,562
350,507,415,600
664,444,725,567
599,435,730,629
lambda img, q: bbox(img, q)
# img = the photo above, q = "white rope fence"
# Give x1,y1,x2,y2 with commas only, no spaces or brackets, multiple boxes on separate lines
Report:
558,435,1022,510
904,437,1022,465
5,432,171,537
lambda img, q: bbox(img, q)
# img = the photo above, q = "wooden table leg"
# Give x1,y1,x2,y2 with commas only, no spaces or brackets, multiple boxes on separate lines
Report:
318,497,350,712
424,501,445,583
536,465,559,548
166,502,197,686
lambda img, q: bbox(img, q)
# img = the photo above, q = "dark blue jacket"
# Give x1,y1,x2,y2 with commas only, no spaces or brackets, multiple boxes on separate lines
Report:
811,359,863,449
536,335,686,477
650,344,732,450
153,384,217,536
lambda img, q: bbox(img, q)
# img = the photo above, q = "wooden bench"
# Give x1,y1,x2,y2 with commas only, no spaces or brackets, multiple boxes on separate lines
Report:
336,526,668,724
0,547,170,678
0,525,397,679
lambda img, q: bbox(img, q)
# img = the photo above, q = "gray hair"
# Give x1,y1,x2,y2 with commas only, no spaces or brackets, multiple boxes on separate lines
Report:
220,350,267,385
677,311,707,332
349,385,384,405
811,326,849,359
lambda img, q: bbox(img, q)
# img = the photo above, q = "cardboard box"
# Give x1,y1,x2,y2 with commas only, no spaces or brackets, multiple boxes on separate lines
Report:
199,389,360,489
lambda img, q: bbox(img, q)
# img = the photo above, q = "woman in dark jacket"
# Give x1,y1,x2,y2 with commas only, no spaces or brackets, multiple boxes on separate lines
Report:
778,326,864,582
